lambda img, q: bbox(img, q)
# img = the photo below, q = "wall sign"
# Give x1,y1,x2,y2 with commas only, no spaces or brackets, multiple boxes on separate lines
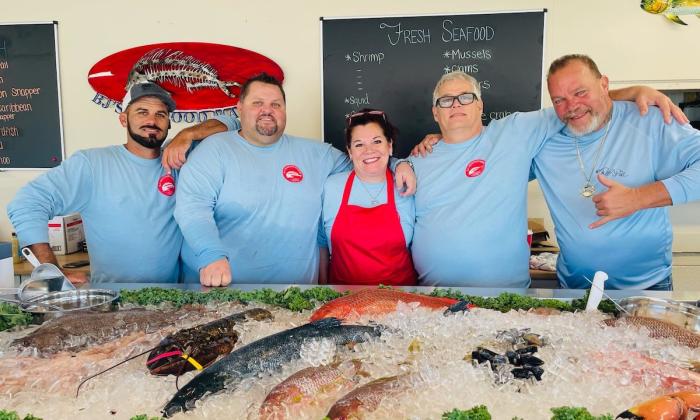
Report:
321,10,546,158
0,22,64,170
88,42,284,115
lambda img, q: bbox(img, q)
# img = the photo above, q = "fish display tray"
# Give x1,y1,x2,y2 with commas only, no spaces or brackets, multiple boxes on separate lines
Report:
617,296,700,333
21,289,119,313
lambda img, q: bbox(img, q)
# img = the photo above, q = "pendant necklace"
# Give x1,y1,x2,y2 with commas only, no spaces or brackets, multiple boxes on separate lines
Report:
574,119,611,198
357,177,385,205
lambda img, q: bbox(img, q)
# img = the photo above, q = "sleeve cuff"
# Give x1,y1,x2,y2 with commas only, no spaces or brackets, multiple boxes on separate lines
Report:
212,115,241,132
197,250,229,270
662,177,687,205
16,227,50,249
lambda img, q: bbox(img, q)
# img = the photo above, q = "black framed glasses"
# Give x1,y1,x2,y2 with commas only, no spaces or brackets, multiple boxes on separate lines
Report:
435,93,479,108
346,110,387,126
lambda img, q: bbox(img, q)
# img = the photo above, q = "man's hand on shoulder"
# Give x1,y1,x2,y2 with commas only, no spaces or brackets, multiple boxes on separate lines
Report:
162,119,230,172
162,130,195,172
612,86,689,125
200,258,232,287
410,133,441,157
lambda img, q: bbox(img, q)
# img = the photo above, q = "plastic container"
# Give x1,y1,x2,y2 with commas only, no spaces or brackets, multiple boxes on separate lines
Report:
11,233,21,263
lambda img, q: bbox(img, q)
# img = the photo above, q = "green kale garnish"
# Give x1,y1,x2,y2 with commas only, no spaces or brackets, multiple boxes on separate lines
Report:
550,406,613,420
442,405,491,420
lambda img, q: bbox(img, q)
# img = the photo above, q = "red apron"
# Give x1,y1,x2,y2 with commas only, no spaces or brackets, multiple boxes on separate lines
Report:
329,169,417,285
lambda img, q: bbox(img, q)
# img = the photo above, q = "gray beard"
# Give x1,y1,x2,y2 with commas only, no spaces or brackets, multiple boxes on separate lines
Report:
256,121,278,137
567,110,607,137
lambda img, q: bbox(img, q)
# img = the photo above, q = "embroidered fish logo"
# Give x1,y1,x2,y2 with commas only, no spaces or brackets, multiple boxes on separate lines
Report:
127,49,241,98
640,0,700,25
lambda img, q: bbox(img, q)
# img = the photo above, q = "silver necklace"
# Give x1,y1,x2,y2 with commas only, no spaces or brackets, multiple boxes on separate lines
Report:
573,119,611,198
356,177,385,205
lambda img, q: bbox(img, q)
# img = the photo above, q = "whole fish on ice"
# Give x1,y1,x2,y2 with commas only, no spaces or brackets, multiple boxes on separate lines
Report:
326,373,420,419
604,316,700,348
310,288,471,322
12,308,195,354
259,361,362,420
162,317,382,417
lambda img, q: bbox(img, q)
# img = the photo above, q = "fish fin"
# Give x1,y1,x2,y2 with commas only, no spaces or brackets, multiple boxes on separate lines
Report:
666,13,688,24
310,317,343,328
444,300,472,315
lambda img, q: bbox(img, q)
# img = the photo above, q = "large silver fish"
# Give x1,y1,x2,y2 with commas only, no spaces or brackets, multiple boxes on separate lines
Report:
162,317,381,417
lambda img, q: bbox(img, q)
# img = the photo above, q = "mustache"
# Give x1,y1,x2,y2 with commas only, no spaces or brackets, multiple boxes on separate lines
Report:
139,125,162,132
563,107,590,121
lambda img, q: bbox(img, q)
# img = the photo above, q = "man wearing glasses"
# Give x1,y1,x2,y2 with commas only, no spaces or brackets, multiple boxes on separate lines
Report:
409,71,563,287
409,70,686,288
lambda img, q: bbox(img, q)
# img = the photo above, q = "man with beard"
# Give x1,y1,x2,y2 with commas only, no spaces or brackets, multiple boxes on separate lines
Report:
409,70,685,288
174,73,417,286
531,54,700,290
8,82,186,283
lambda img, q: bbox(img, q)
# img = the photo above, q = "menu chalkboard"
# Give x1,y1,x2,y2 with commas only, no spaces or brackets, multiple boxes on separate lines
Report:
0,22,64,170
321,10,546,158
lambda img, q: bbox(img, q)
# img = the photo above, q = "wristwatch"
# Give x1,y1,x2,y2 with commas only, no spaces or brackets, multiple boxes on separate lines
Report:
397,159,414,171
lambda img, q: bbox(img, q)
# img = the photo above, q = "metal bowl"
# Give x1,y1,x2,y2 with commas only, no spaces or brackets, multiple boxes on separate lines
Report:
616,296,700,333
20,289,119,314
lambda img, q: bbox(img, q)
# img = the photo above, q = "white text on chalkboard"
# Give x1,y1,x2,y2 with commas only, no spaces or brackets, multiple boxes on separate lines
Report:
345,93,370,108
0,103,32,112
12,87,41,100
0,126,19,137
441,21,494,43
443,48,492,61
379,22,431,46
347,51,385,65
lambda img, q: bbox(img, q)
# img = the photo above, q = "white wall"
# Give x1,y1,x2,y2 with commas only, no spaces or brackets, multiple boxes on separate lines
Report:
1,0,699,249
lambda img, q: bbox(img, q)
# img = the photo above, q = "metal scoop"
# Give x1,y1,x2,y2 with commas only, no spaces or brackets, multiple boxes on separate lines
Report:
0,248,75,312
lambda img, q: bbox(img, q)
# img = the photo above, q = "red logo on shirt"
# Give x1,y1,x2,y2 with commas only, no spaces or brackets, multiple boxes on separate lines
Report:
282,165,304,183
158,174,176,196
465,159,486,178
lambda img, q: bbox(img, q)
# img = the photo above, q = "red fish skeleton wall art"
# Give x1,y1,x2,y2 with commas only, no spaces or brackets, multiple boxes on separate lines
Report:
88,42,284,112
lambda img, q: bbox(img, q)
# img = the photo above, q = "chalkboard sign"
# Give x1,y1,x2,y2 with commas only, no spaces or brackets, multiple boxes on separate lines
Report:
0,22,64,169
322,10,546,158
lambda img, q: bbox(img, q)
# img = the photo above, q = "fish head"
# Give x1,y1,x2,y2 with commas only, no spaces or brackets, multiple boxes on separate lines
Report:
640,0,670,14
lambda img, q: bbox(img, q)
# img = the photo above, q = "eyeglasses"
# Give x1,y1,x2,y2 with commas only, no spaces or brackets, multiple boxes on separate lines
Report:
346,110,387,126
435,93,479,108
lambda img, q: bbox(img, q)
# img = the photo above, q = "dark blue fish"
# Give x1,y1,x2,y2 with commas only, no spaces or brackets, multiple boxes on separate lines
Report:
162,317,381,417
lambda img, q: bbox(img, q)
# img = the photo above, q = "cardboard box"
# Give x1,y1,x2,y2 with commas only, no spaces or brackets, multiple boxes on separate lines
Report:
48,213,85,255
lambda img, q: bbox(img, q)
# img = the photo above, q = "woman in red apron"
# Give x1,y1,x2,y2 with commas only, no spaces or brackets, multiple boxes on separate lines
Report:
320,109,417,285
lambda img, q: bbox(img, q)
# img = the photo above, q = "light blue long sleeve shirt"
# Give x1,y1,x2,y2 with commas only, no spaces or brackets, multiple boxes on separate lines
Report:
532,101,700,289
321,171,415,253
7,146,182,283
409,109,563,287
174,131,350,284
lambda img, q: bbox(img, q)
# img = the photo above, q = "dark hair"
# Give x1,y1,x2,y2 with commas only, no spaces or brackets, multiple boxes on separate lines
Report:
547,54,602,79
344,108,399,150
239,73,286,102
